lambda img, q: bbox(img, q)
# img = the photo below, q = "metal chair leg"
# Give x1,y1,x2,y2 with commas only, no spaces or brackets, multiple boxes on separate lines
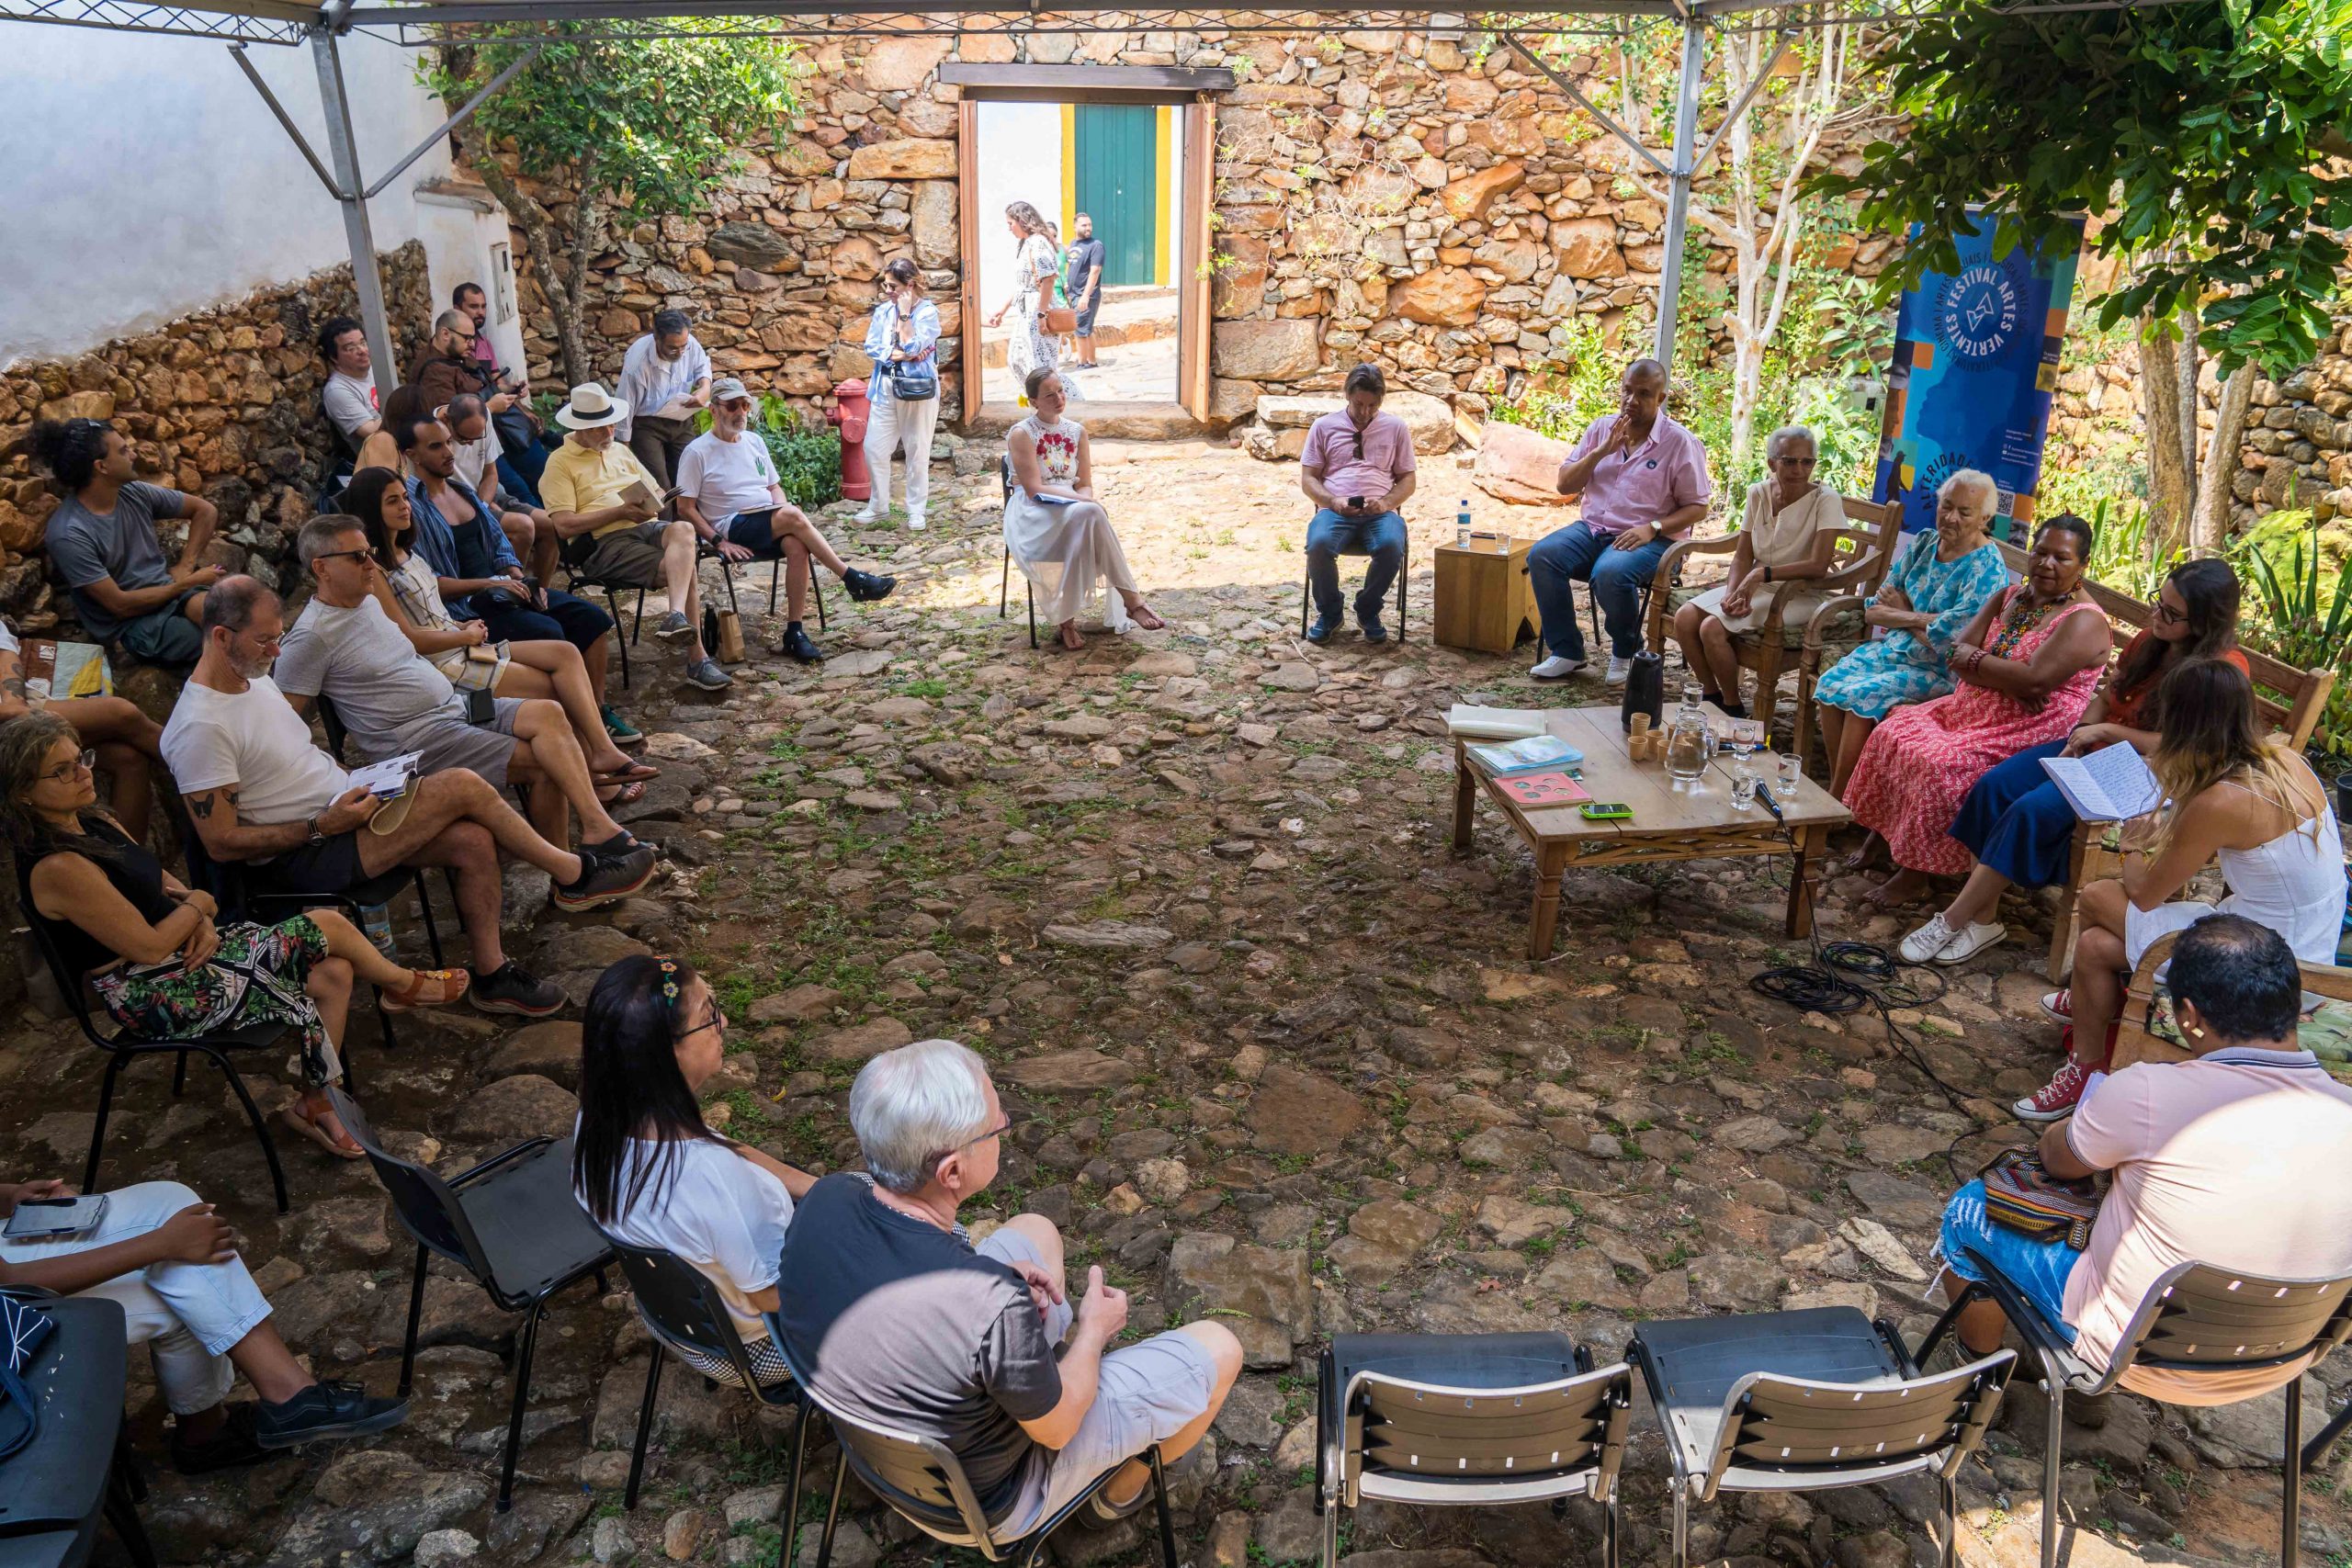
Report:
2040,1379,2065,1568
625,1347,664,1508
171,1050,188,1096
718,556,741,616
1397,549,1408,642
2301,1387,2352,1471
84,1052,128,1194
813,574,827,632
779,1393,814,1568
1318,1490,1340,1568
1001,546,1012,618
1026,581,1037,649
630,588,648,644
1300,570,1310,637
371,987,397,1055
1672,1482,1689,1568
1939,1474,1959,1568
211,1050,288,1213
497,1301,545,1513
814,1433,849,1568
2285,1374,2305,1568
604,588,632,689
1601,1488,1621,1568
413,870,445,967
1148,1444,1180,1568
104,1465,159,1568
398,1242,428,1397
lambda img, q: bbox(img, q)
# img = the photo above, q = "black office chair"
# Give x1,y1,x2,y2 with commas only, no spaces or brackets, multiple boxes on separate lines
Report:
1921,1252,2352,1568
14,857,292,1213
600,1235,809,1568
0,1292,158,1568
793,1366,1180,1568
998,457,1038,649
330,1087,613,1513
552,534,650,690
1631,1306,2013,1568
1317,1332,1631,1568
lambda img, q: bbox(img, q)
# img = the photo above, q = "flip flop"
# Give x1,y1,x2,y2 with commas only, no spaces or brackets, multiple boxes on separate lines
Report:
274,1104,364,1161
594,780,649,807
596,761,661,784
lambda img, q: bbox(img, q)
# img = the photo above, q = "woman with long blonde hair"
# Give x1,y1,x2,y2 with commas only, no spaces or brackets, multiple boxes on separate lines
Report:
2018,658,2345,1123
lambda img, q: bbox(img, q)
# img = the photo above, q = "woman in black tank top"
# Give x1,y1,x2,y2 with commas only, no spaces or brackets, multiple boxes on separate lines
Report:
3,713,469,1159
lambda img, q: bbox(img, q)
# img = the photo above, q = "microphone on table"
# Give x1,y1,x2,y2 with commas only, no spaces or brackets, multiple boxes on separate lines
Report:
1754,780,1786,824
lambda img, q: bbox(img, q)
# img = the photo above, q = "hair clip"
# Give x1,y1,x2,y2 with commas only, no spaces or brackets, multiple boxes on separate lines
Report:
656,956,680,1010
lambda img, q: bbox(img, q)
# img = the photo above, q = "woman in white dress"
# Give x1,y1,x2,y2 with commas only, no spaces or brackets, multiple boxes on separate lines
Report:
988,201,1063,394
1669,424,1844,718
1004,368,1164,651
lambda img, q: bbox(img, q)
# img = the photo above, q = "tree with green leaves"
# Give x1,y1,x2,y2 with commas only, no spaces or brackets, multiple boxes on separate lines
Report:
1816,0,2352,555
428,24,800,389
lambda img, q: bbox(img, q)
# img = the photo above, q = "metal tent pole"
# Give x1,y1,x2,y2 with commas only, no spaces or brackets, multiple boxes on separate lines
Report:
311,26,397,400
1651,15,1704,371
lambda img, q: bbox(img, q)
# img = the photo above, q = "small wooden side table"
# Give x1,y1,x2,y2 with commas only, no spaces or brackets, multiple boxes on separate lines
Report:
1433,535,1542,655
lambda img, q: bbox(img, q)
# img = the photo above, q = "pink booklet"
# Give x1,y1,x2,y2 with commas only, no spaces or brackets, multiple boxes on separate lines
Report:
1497,770,1589,808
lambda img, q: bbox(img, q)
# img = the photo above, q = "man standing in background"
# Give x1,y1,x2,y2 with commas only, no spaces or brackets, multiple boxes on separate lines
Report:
1063,213,1106,369
615,310,712,514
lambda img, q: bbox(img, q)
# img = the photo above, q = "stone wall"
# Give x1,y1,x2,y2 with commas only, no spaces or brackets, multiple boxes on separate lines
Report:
0,243,434,637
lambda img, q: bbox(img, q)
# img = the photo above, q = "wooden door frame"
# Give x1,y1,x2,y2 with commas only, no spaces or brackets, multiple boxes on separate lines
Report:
956,96,982,435
1178,96,1215,421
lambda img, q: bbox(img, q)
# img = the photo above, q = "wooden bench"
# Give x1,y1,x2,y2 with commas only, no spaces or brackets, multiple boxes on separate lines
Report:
1642,495,1904,750
1992,539,2339,980
2111,930,2352,1072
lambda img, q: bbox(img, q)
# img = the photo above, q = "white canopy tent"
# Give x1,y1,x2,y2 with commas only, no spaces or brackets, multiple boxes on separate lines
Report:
5,0,2202,399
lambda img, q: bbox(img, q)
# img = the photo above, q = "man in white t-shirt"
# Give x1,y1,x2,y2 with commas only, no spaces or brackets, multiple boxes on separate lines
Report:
674,378,897,665
163,576,648,1017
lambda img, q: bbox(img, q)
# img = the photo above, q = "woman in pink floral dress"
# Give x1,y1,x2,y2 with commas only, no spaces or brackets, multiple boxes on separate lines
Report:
1842,514,2114,918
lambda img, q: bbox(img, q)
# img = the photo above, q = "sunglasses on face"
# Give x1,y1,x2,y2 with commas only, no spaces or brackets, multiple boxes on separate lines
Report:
314,548,372,567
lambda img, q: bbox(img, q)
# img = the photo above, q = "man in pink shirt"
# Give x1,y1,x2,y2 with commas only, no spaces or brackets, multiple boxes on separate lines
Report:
1934,914,2352,1404
1529,357,1713,683
1299,365,1419,644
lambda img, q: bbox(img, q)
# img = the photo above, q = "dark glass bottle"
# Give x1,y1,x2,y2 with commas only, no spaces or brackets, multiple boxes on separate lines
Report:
1622,649,1666,733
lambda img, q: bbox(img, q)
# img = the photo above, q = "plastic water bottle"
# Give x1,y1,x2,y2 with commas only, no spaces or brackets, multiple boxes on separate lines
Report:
1456,499,1471,549
359,902,396,958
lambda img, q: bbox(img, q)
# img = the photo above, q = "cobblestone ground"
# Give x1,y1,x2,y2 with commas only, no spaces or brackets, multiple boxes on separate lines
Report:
6,442,2345,1568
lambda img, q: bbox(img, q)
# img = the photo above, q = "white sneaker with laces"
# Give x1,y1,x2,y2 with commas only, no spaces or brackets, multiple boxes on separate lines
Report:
852,508,880,525
1605,655,1633,685
1899,914,1957,964
1530,655,1585,681
1930,919,2007,964
906,513,927,532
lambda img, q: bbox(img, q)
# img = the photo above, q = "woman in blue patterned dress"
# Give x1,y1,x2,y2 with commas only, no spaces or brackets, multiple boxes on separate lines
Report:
1814,468,2008,799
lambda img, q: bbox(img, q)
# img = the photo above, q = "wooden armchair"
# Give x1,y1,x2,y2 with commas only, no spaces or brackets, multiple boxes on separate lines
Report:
1645,496,1904,751
2111,930,2352,1073
2018,537,2339,980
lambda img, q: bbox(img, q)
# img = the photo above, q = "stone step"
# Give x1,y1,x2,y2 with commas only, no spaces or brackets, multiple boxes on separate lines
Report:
967,400,1209,441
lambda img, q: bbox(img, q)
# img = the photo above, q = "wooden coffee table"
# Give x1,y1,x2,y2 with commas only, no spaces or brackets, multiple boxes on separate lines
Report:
1451,703,1853,958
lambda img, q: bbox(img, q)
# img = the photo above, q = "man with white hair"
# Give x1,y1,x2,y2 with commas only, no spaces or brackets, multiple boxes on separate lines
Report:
776,1039,1241,1538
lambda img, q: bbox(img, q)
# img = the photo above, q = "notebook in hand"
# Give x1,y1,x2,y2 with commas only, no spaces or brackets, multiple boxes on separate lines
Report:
2039,741,2164,822
1496,770,1590,808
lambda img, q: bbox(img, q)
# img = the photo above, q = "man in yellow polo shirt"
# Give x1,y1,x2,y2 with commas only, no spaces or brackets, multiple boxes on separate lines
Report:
541,381,730,692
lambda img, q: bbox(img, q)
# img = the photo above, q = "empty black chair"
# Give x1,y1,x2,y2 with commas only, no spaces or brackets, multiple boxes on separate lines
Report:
14,855,291,1213
0,1292,158,1568
790,1366,1179,1568
998,456,1038,649
1632,1307,2013,1568
329,1086,612,1512
1921,1254,2352,1568
1317,1331,1631,1568
599,1235,809,1567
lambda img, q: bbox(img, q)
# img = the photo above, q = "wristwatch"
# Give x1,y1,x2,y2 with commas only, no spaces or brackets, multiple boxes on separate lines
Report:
305,813,326,846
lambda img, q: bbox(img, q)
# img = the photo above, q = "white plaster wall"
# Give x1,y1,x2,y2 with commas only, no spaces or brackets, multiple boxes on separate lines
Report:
4,27,458,366
973,101,1066,321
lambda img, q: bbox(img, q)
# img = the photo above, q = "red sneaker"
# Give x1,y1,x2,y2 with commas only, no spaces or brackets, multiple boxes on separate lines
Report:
2016,1057,2088,1122
2041,988,2072,1025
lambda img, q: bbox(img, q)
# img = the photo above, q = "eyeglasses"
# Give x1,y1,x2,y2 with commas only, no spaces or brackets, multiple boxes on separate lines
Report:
312,548,372,566
927,1116,1013,1171
40,750,95,785
2153,600,2187,626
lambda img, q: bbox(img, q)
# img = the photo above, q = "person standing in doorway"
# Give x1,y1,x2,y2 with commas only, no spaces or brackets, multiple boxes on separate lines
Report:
857,260,943,533
615,310,712,513
1064,213,1106,369
989,202,1064,397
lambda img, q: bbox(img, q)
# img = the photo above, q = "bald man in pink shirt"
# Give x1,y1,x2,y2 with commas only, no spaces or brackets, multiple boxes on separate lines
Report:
1527,357,1713,684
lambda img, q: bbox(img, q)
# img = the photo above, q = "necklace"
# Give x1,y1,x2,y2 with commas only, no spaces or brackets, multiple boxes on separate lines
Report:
1985,590,2070,659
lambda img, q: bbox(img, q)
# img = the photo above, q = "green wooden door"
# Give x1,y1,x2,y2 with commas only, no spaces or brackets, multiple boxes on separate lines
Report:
1073,104,1159,288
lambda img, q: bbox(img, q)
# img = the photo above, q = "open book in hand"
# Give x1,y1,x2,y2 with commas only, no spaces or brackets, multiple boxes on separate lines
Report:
2039,740,2164,822
346,751,424,801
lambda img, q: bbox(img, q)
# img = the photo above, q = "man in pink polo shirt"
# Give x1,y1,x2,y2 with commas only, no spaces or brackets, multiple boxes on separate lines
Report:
1529,357,1713,683
1299,364,1419,644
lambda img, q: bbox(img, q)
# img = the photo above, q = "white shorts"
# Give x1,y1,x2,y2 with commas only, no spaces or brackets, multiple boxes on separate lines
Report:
978,1226,1217,1540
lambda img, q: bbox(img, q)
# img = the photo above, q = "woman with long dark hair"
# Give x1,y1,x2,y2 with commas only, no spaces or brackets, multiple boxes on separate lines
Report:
1899,557,2248,966
987,200,1065,393
2,713,466,1158
855,257,943,532
573,955,815,1385
2017,658,2345,1122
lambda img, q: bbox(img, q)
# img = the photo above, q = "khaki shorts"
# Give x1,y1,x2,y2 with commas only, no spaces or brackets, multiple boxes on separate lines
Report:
581,519,672,585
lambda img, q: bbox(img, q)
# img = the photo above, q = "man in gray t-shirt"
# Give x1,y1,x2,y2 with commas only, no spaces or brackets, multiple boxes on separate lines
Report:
776,1041,1239,1540
36,418,220,662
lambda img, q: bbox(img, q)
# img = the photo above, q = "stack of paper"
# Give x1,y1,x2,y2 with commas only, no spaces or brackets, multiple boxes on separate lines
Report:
2039,742,2164,821
1467,733,1586,775
1446,705,1545,740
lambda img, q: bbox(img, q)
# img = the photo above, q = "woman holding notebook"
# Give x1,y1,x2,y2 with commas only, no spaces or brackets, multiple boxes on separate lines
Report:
2015,658,2345,1122
1896,558,2245,966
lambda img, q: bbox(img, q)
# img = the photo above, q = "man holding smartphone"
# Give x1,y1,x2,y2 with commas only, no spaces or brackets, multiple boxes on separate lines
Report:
1298,364,1418,645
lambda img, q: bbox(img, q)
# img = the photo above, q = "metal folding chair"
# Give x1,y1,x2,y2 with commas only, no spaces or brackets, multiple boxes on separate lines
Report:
1317,1331,1631,1568
998,457,1037,649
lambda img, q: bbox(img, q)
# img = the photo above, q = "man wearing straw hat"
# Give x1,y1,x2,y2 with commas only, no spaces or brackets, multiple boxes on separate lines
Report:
539,381,732,693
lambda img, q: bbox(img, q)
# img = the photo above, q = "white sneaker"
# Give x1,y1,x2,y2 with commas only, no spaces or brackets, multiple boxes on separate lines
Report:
1605,655,1633,685
1530,655,1585,681
1899,914,1959,964
906,513,927,532
852,508,880,525
1932,919,2007,965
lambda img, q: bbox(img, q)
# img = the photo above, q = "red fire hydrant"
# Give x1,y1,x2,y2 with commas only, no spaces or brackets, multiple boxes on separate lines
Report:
830,378,873,503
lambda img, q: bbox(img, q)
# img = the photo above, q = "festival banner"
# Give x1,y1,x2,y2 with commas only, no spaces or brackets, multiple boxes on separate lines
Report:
1871,212,2085,537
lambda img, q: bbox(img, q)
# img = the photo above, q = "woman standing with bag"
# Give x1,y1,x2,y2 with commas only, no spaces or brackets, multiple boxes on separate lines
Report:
857,259,942,532
988,202,1066,396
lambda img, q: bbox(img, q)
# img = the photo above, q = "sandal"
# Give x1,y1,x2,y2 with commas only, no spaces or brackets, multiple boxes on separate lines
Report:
274,1103,364,1160
381,967,469,1013
596,761,661,784
594,779,649,807
1125,602,1167,632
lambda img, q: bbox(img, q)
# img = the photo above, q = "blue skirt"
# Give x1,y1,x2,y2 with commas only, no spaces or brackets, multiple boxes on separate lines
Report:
1949,739,2077,888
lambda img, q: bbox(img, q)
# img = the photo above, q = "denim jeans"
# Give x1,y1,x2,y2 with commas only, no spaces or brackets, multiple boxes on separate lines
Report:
0,1180,273,1413
1527,521,1670,660
1306,509,1408,624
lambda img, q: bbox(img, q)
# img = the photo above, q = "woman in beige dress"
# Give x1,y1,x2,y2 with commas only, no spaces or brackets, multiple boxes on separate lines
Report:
1669,424,1844,717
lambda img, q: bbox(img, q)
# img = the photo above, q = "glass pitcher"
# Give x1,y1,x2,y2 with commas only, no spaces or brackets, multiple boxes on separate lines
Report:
1665,682,1711,782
